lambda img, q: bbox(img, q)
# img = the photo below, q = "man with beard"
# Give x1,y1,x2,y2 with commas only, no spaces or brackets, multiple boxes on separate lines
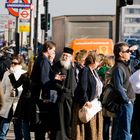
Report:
53,47,77,140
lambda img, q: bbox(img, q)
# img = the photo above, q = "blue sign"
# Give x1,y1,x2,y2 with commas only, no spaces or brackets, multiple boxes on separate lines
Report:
5,3,31,9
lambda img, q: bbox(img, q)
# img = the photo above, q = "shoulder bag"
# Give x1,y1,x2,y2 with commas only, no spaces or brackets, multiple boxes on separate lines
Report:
78,98,102,123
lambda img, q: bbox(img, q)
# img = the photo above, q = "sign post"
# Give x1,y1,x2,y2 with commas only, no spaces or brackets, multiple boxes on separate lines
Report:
6,0,30,17
5,0,32,55
19,9,30,32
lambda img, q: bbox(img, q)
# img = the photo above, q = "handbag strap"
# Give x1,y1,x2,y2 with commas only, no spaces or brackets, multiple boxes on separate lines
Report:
91,69,103,97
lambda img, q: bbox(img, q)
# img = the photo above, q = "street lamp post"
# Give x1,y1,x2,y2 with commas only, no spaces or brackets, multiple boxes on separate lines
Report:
34,0,39,56
115,0,121,43
29,0,33,50
15,0,20,55
44,0,48,41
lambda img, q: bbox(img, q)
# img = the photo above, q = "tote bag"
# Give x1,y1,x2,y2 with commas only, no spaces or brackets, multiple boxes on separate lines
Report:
78,98,102,123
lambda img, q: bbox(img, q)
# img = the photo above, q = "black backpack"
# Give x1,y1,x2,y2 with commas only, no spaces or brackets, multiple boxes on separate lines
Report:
100,82,120,113
100,65,126,113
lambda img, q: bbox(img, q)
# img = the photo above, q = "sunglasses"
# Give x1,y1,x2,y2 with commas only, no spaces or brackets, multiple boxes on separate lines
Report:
12,62,19,65
121,49,131,53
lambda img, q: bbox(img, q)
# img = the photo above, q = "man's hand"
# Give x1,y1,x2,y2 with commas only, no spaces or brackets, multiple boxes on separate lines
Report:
130,45,138,51
55,73,66,81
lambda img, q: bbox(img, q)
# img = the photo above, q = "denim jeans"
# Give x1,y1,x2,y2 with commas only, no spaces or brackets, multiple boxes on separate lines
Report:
22,120,31,140
13,118,31,140
0,118,11,140
103,116,111,140
0,108,13,140
112,102,133,140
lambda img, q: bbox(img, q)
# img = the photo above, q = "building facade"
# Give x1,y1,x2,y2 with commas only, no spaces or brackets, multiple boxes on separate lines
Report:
121,1,140,40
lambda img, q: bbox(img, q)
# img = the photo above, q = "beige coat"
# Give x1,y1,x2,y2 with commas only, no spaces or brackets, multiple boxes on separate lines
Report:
0,66,26,118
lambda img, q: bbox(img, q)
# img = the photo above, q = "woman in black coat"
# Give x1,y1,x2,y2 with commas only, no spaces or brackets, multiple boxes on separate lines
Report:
9,60,33,140
72,52,103,140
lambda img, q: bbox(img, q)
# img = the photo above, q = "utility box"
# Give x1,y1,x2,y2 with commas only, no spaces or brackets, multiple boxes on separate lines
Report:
52,15,116,59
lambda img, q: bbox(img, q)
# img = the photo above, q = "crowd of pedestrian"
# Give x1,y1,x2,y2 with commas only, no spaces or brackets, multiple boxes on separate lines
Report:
0,40,139,140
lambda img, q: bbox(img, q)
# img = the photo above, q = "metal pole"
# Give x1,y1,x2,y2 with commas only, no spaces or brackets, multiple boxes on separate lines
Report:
21,32,23,49
115,0,121,43
29,0,33,49
34,0,39,56
15,0,20,55
44,0,48,41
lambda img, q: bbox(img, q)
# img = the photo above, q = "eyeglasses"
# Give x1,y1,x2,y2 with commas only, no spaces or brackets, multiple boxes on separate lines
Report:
121,49,131,53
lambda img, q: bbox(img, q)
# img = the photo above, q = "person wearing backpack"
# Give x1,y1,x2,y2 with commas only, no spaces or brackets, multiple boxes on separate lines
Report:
111,42,135,140
97,56,115,140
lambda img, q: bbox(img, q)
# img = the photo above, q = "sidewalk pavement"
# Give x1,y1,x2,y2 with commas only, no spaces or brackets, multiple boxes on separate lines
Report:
7,122,49,140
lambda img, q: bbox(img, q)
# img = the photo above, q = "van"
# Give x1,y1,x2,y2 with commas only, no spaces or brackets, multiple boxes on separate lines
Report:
71,38,114,56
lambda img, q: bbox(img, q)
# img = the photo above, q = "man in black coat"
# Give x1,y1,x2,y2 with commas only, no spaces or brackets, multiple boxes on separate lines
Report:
30,41,59,140
53,47,77,140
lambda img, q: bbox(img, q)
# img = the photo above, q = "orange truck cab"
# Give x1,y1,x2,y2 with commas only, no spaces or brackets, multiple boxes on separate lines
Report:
71,38,114,56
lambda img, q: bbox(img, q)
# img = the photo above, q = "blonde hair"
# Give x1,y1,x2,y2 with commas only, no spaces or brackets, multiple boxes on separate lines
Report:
27,58,34,76
0,83,3,110
76,50,88,63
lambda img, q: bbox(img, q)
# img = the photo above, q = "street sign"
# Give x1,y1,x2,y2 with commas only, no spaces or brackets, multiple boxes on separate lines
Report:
6,0,29,17
5,3,31,9
19,9,30,32
20,10,29,19
19,25,30,32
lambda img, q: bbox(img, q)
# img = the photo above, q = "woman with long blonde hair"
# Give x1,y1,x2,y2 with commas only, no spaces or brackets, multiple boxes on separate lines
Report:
0,82,3,110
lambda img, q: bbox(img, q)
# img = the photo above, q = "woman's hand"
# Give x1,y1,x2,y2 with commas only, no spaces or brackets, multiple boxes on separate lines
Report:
7,68,13,75
84,101,92,108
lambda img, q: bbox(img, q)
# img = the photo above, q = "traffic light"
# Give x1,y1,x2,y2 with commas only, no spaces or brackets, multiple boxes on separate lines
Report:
120,0,127,7
48,13,50,30
119,0,133,7
43,0,48,6
41,14,45,30
41,13,50,30
127,0,133,5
